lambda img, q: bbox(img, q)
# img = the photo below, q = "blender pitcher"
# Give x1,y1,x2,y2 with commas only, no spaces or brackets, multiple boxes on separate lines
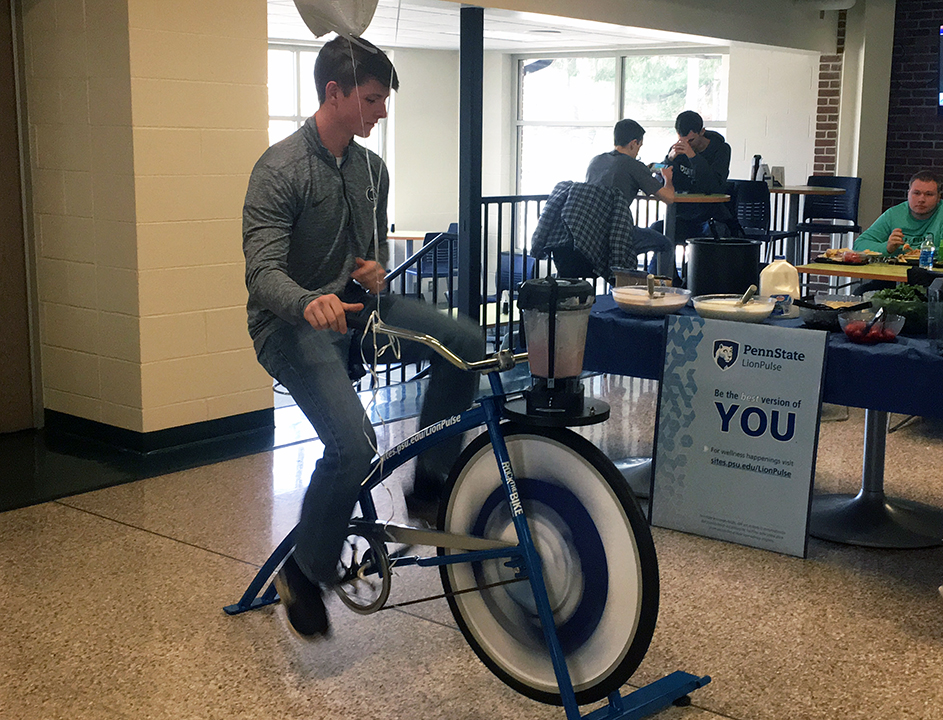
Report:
517,277,595,416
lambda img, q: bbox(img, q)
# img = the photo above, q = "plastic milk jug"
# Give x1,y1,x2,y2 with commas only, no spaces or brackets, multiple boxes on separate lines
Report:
759,257,800,319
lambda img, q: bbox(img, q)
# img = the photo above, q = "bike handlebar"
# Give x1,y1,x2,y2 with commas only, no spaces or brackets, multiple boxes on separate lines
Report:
355,315,527,374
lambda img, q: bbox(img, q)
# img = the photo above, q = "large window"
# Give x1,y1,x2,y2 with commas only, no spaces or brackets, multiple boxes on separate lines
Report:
267,43,385,157
517,52,727,195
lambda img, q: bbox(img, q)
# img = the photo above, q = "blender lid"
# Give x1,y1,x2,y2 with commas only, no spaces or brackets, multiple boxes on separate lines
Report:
517,277,595,310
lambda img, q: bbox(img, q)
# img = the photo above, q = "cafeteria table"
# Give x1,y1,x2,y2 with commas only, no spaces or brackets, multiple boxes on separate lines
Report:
661,193,730,276
584,294,943,549
388,230,428,269
795,260,910,284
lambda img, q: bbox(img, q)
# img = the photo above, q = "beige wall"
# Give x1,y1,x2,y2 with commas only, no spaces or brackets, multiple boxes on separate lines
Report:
23,0,272,434
727,43,819,185
396,42,822,204
390,48,513,232
1,1,34,432
403,1,890,227
456,0,894,219
389,48,460,231
481,51,514,197
389,47,513,229
839,0,896,228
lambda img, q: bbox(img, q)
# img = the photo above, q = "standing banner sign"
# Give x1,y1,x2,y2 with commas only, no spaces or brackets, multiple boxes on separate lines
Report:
650,316,827,557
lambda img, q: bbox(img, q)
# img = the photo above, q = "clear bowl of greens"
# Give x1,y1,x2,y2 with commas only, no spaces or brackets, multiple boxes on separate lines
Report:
868,284,927,334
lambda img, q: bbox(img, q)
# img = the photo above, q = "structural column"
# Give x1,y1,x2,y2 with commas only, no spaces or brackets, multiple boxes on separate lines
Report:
20,0,273,450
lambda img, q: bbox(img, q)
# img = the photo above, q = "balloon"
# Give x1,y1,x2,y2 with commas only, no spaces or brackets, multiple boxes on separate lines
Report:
292,0,379,39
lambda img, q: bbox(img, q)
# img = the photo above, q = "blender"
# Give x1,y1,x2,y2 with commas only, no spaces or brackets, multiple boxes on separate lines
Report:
516,277,598,418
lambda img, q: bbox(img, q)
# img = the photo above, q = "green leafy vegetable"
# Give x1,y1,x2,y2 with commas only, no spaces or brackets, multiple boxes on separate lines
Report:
872,284,928,303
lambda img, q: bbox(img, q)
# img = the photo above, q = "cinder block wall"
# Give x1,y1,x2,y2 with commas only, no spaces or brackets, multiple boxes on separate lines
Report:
23,0,273,435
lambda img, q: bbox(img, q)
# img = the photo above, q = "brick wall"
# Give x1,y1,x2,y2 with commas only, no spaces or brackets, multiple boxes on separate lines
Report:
814,54,842,176
804,4,942,294
883,0,943,209
805,13,846,289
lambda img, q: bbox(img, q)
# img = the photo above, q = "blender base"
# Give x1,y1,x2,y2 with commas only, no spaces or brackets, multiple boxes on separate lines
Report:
503,397,610,427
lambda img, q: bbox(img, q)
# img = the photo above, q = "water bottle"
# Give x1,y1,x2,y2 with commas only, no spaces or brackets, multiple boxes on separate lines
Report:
751,155,762,181
919,233,936,269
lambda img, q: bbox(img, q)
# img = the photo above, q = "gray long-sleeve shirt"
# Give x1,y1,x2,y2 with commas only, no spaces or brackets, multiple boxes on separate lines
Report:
243,116,390,354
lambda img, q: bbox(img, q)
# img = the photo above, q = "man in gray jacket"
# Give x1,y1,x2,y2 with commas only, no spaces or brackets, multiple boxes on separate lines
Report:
243,36,482,639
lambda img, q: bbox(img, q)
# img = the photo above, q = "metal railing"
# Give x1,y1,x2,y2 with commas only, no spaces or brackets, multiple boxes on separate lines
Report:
366,192,666,387
480,194,549,352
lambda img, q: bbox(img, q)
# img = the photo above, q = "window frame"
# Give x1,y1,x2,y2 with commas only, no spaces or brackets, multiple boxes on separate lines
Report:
266,40,389,159
512,47,729,195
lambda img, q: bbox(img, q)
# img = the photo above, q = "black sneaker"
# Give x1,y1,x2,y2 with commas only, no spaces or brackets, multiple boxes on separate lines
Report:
404,490,440,528
274,554,330,640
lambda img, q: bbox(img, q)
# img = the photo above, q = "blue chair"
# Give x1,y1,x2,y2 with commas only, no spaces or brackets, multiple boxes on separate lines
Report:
494,250,536,299
405,229,458,304
729,180,799,261
795,176,862,262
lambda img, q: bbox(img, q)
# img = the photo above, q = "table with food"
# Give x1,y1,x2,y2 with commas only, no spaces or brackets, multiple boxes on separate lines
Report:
796,246,943,284
585,278,943,549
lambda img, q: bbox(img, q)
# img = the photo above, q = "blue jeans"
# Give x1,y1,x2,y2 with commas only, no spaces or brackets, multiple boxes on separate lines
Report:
256,292,484,584
632,225,675,278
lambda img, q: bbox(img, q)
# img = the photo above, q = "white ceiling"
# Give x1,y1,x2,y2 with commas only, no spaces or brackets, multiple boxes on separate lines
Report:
267,0,726,52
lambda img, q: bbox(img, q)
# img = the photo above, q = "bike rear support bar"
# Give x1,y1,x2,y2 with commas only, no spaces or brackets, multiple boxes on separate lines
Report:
584,672,711,720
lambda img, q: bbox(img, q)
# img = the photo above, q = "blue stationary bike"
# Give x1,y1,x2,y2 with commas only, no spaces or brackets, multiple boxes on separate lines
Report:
225,319,709,719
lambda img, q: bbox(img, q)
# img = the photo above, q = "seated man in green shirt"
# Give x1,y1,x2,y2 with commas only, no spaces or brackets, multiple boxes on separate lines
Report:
854,169,942,257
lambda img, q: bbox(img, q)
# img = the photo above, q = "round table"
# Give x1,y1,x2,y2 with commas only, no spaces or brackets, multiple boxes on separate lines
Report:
662,193,731,275
770,185,847,265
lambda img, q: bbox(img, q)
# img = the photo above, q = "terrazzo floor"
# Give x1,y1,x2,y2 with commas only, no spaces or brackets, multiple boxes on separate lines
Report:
3,375,943,720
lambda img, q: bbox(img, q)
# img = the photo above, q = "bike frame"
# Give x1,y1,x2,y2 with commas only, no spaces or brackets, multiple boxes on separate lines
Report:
225,339,709,720
223,372,517,612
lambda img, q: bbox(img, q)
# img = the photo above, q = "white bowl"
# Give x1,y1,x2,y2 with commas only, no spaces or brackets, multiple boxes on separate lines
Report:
692,294,776,323
612,286,691,316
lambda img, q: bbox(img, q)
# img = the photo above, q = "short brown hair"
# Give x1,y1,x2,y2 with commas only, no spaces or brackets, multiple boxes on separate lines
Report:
909,170,941,193
675,110,703,136
614,119,645,146
314,36,399,104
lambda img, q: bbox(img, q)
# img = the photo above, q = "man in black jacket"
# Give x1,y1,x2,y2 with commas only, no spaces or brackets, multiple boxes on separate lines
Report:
652,110,732,242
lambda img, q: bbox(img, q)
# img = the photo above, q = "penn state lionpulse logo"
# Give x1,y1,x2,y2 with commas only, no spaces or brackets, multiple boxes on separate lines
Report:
713,340,739,371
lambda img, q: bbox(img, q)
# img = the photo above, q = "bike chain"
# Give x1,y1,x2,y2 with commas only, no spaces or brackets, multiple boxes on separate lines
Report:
377,567,528,611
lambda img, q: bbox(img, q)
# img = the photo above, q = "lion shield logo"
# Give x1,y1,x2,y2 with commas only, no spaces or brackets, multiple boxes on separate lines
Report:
713,340,739,371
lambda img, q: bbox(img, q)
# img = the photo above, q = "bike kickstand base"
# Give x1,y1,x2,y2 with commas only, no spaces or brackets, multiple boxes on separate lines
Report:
582,672,711,720
223,528,295,615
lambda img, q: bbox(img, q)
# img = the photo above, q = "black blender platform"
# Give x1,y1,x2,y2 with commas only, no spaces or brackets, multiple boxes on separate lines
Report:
503,397,610,427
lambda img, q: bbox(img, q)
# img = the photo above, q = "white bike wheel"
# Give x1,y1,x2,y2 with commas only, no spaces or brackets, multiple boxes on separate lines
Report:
439,424,658,706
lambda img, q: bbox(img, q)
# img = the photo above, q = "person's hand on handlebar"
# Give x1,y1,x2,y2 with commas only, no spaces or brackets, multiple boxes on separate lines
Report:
351,257,386,294
304,294,364,333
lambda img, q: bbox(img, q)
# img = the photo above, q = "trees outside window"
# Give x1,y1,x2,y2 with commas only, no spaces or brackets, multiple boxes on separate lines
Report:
517,52,727,195
267,44,384,158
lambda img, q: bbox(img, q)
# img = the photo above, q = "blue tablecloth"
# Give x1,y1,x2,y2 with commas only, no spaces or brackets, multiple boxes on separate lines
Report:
585,294,943,419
